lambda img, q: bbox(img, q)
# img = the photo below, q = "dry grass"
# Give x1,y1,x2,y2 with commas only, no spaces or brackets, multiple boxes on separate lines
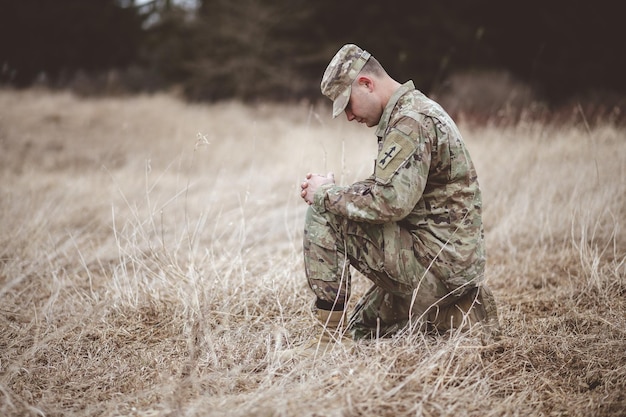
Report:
0,89,624,417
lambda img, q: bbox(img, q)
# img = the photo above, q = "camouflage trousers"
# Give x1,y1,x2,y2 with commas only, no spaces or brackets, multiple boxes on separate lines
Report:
303,206,496,339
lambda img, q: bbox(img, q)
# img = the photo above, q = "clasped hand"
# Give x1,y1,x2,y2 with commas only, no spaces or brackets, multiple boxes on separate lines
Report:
300,172,335,205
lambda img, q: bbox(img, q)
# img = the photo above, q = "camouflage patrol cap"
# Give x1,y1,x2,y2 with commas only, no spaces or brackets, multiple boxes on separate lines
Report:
321,44,371,118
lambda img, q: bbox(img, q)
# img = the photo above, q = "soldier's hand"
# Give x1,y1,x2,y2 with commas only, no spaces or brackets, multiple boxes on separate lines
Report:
301,172,335,205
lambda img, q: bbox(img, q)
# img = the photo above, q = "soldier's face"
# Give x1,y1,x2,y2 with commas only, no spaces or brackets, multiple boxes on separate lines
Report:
344,82,382,127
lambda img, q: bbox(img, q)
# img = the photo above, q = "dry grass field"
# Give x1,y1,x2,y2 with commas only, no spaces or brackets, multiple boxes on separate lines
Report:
1,89,624,417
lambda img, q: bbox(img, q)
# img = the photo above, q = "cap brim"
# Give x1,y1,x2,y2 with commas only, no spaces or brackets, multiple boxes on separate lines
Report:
332,84,351,118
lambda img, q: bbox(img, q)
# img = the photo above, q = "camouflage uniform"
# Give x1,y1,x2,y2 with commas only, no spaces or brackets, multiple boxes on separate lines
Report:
306,44,499,339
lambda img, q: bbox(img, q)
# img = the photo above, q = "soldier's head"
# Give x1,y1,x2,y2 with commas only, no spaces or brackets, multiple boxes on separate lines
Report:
320,44,394,127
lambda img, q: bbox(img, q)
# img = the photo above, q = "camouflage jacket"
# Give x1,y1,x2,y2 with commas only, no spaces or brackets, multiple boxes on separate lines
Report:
313,81,486,286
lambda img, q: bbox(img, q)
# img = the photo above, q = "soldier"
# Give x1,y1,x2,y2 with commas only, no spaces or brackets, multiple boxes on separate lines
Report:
298,44,500,347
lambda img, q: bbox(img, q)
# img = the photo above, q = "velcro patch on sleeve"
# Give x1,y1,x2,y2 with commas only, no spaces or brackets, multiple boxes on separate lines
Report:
375,128,416,184
377,141,402,169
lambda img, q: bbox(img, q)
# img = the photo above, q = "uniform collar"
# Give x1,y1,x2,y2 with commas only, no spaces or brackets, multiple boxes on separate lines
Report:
375,81,416,138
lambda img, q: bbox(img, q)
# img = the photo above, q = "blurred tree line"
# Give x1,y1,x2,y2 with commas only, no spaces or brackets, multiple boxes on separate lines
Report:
1,0,624,112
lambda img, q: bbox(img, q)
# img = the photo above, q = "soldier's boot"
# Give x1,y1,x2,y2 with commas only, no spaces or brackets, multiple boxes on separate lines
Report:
431,286,501,341
278,308,352,362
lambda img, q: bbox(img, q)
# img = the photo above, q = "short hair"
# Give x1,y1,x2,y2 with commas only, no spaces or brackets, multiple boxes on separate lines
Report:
360,56,386,77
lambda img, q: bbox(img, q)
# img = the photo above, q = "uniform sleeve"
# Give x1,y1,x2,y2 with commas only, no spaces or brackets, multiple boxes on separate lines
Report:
313,117,433,223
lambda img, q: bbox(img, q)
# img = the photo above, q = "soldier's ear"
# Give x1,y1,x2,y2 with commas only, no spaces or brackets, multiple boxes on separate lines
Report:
356,76,374,91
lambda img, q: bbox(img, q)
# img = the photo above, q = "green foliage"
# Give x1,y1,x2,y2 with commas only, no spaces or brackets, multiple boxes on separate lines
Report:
1,0,624,105
0,0,144,87
179,0,324,101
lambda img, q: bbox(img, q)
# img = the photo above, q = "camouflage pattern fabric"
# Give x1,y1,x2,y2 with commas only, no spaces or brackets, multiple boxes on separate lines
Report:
304,81,499,339
320,44,371,118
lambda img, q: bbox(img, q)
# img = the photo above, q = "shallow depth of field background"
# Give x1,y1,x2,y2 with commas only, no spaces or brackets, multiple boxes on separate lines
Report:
0,88,624,417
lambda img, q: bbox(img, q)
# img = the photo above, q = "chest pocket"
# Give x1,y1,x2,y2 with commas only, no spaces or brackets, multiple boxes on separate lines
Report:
374,124,417,185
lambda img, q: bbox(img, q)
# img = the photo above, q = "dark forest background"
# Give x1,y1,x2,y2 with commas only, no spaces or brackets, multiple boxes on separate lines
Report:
1,0,624,123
